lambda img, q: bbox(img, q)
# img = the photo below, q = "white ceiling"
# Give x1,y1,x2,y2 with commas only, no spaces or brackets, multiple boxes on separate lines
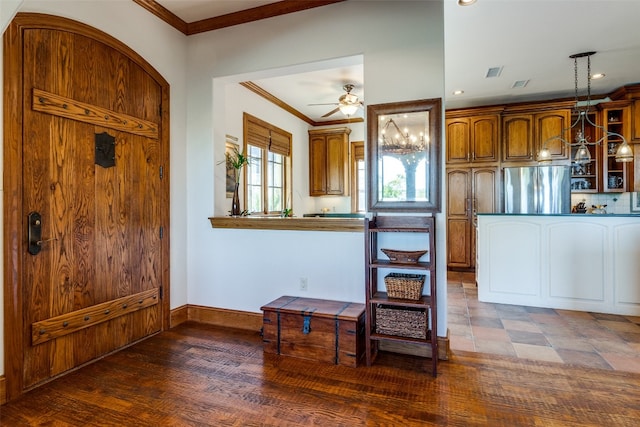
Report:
154,0,640,120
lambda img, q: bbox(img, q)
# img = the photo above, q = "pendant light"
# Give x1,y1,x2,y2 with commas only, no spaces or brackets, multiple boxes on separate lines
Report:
538,52,633,164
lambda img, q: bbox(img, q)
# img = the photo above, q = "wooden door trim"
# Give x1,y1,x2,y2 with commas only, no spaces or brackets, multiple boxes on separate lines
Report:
32,88,160,138
3,12,171,401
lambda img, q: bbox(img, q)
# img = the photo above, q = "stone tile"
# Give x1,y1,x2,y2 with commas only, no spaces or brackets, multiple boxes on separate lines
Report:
580,326,625,341
494,303,528,314
512,343,564,364
556,309,596,320
470,316,503,329
529,313,566,326
617,332,640,344
591,312,631,322
448,322,473,338
524,306,558,315
450,335,476,352
546,335,596,352
555,349,613,370
448,313,469,325
447,304,469,315
468,307,499,319
598,320,640,334
599,353,640,374
471,326,510,342
624,315,640,325
494,311,533,322
534,322,576,338
501,319,542,333
588,339,638,356
507,330,550,346
475,340,516,357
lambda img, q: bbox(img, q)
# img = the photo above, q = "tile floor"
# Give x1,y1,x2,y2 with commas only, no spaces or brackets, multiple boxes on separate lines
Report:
447,271,640,373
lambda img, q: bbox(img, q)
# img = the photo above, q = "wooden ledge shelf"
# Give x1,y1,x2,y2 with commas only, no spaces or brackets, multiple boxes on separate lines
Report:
208,216,364,232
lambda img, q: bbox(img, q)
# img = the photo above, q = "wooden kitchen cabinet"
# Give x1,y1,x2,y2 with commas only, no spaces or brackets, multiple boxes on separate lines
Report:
309,127,351,196
601,105,632,192
502,109,571,165
446,167,499,269
446,114,500,164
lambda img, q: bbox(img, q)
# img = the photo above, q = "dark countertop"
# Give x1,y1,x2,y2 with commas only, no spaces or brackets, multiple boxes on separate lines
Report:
302,213,366,218
477,213,640,217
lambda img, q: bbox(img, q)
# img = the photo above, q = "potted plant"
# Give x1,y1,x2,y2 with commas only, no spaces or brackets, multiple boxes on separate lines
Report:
224,147,250,216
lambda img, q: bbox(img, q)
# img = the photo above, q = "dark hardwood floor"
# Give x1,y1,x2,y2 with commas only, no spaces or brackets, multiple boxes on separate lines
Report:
2,322,639,426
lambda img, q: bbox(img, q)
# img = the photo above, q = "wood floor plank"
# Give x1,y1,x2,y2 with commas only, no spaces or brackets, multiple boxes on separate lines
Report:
1,322,639,426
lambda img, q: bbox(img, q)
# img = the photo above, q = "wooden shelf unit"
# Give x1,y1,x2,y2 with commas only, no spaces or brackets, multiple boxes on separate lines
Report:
364,215,438,376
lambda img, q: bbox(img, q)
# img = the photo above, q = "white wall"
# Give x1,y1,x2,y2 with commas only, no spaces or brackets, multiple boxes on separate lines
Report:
185,0,447,333
0,0,189,376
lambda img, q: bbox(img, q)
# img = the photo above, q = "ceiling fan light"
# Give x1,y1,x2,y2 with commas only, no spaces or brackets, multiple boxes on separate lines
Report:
339,103,358,116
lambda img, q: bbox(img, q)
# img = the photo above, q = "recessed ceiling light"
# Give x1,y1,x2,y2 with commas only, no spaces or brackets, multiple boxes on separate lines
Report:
486,67,503,78
592,73,605,79
453,90,464,95
458,0,477,5
512,80,529,89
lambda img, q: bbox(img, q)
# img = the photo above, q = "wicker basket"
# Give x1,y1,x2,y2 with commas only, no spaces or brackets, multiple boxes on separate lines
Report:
381,248,427,264
375,305,428,339
384,273,425,300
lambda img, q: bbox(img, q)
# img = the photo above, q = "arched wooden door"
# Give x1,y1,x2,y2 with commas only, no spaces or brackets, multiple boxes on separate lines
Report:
3,13,170,400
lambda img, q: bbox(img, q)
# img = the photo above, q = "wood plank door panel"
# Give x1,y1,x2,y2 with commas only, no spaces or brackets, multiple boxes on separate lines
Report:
4,14,170,397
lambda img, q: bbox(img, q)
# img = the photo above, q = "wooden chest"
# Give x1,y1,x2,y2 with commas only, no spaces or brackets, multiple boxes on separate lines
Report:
261,296,366,367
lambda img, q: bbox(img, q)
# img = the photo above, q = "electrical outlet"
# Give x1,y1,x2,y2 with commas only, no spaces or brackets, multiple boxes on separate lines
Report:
299,277,308,291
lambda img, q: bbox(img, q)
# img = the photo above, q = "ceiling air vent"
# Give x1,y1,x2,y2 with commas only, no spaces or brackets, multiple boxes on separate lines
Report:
512,80,529,89
485,66,503,78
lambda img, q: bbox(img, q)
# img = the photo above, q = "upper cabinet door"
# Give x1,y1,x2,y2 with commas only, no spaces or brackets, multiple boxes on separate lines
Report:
308,127,351,196
325,133,349,195
446,118,470,163
446,115,499,164
471,115,499,163
534,110,571,161
502,115,534,163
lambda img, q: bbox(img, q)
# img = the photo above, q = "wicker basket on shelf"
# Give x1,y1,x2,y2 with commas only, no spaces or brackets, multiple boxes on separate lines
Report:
375,305,428,339
383,273,425,301
381,248,427,264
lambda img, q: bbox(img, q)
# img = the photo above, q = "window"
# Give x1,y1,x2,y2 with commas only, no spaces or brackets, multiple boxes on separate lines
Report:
243,113,292,215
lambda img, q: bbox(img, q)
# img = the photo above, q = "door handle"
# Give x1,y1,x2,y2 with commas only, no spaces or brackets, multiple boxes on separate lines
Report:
27,211,57,255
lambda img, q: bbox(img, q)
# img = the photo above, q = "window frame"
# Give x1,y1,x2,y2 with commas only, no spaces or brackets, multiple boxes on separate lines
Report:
243,113,292,216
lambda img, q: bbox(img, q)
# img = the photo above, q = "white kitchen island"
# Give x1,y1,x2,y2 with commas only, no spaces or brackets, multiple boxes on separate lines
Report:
476,214,640,316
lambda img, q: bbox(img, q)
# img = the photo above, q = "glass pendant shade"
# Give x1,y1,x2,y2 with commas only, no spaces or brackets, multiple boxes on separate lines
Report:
574,143,591,164
615,141,634,162
537,146,552,163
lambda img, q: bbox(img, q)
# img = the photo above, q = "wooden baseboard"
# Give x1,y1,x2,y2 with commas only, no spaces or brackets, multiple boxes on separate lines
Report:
169,305,450,360
170,304,188,327
0,375,6,405
170,304,262,332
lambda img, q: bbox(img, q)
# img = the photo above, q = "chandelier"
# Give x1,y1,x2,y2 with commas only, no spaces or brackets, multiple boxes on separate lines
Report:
379,117,427,156
538,51,633,164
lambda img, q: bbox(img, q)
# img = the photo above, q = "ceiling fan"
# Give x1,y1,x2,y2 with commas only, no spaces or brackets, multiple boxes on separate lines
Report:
310,84,363,118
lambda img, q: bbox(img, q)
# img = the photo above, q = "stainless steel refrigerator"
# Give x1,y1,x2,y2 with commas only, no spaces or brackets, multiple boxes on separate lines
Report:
503,166,571,214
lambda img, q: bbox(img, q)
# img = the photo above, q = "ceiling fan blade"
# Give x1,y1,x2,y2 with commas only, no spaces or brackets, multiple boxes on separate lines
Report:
322,107,340,118
308,102,338,106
